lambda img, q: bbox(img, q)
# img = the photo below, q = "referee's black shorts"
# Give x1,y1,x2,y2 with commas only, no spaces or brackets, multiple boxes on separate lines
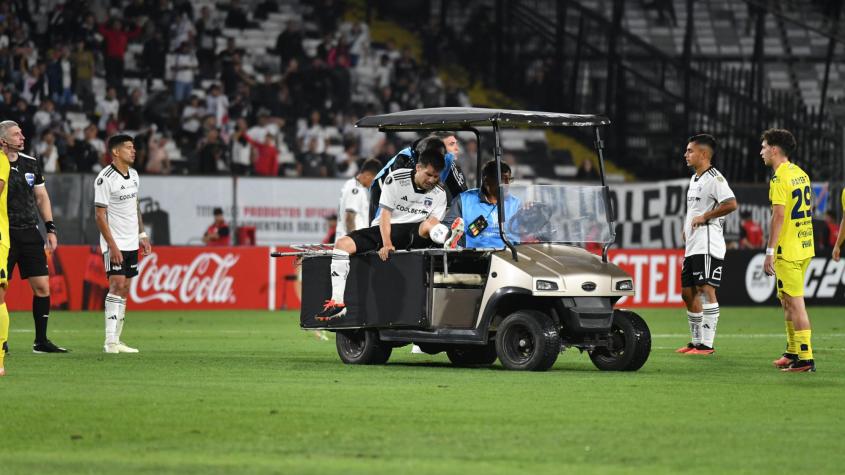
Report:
348,222,433,254
9,227,49,279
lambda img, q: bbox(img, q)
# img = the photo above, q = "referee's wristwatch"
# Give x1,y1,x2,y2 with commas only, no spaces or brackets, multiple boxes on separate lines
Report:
45,221,57,234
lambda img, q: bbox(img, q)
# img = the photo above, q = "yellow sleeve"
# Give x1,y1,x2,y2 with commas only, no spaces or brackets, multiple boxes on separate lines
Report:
841,188,844,211
770,176,787,206
0,154,9,181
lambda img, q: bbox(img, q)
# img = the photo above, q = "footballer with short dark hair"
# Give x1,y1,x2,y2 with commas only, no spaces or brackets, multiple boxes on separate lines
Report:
677,133,738,356
94,134,151,354
315,149,448,321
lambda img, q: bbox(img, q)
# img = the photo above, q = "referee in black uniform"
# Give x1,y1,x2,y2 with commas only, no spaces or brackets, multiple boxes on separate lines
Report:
0,120,67,353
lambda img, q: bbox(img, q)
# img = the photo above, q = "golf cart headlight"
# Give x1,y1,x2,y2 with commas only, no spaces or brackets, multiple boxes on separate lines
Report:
536,280,559,291
616,279,633,291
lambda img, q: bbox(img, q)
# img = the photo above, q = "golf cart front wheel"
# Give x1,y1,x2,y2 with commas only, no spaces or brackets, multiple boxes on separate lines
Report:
495,310,560,371
589,310,651,371
335,329,392,365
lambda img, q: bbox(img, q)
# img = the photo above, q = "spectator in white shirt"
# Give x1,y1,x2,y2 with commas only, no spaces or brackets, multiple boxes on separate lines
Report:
95,86,120,130
205,84,230,126
247,110,280,142
230,118,253,175
373,53,392,89
32,99,59,136
181,95,205,137
297,110,327,154
35,130,60,173
167,41,198,103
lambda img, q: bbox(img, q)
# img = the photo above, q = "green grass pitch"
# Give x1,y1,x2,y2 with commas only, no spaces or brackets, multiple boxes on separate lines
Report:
2,307,844,474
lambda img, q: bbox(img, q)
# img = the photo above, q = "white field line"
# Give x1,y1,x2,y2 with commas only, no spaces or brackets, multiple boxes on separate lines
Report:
11,329,845,338
653,346,845,351
10,329,261,334
652,333,845,338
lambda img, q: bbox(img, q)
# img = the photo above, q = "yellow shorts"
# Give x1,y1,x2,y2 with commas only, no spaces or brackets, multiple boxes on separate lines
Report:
774,257,810,299
0,245,8,288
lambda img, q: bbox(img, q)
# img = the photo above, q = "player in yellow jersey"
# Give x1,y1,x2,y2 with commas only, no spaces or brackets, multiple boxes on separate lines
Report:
760,128,816,372
0,138,11,377
833,188,845,262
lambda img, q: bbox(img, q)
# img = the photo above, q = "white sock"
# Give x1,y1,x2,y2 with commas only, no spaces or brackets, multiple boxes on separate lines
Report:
116,297,127,341
105,294,122,344
330,249,350,303
687,311,703,345
701,303,719,348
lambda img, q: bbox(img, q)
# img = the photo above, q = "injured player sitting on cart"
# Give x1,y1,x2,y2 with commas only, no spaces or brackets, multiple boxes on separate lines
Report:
316,146,460,321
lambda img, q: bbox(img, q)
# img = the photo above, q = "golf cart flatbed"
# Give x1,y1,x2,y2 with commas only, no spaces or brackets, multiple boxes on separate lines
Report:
275,107,650,371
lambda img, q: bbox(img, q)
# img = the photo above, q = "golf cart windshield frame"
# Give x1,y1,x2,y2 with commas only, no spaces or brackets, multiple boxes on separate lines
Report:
355,107,615,262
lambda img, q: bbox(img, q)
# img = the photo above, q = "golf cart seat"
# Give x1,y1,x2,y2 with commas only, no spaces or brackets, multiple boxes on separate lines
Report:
432,273,485,286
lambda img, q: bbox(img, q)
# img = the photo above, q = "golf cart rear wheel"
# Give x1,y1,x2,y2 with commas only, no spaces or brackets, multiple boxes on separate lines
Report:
495,310,560,371
335,329,392,365
589,310,651,371
446,344,498,367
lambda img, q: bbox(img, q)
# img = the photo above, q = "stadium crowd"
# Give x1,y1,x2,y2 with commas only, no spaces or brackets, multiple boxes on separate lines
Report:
0,0,472,177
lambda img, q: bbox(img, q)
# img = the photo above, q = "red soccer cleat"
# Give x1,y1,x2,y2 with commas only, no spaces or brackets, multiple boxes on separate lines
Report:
314,300,346,322
772,353,798,369
687,344,715,355
675,343,695,353
781,359,815,372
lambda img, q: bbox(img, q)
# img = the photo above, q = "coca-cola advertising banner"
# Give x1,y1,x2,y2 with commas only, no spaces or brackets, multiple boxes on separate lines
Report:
5,246,303,311
129,247,266,309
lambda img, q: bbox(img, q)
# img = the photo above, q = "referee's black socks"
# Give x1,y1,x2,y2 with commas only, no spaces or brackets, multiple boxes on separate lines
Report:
33,296,50,343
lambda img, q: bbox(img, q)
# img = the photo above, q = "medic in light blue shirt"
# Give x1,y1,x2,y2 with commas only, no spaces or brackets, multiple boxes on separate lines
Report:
444,160,521,248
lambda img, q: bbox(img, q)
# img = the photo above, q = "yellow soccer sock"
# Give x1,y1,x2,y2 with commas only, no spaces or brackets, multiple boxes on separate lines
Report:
794,329,813,361
0,302,9,368
785,321,797,354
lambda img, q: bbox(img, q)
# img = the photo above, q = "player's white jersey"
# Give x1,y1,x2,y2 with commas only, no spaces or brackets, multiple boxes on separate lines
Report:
373,168,447,226
684,167,735,259
335,177,370,239
94,164,140,252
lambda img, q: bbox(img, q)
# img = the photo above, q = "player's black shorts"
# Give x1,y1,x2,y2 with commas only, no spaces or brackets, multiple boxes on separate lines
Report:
9,227,48,279
103,249,139,278
681,254,724,288
348,222,433,254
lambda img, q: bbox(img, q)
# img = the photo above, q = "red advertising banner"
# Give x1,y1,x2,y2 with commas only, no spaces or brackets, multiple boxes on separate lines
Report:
608,249,685,308
5,246,684,311
6,246,301,311
128,247,270,310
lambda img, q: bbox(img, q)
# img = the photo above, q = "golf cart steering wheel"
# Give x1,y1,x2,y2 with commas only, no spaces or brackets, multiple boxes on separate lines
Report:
507,202,552,239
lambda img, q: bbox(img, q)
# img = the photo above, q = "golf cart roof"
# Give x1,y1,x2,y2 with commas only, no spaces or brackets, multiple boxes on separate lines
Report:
355,107,610,130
